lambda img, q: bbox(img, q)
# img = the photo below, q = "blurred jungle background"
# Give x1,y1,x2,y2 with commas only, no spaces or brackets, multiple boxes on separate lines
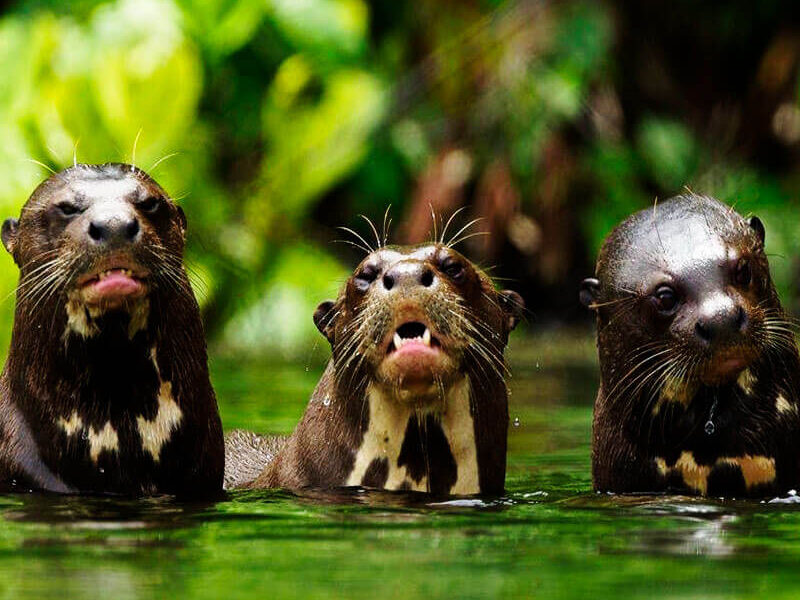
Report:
0,0,799,359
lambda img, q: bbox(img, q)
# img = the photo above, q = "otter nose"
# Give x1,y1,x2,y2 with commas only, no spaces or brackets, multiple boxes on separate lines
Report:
381,261,436,292
694,297,747,345
87,213,140,245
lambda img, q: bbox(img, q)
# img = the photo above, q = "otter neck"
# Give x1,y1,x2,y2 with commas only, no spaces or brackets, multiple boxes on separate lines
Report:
614,353,800,448
344,377,480,495
2,296,200,494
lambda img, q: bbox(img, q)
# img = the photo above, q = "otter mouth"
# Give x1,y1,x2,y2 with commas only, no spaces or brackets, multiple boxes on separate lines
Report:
387,322,442,355
378,316,453,397
700,348,756,385
77,260,148,308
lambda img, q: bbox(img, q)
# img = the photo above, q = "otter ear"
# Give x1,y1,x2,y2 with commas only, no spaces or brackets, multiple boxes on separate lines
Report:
2,218,18,258
498,290,524,331
580,278,600,310
747,216,765,244
176,206,187,236
313,300,337,343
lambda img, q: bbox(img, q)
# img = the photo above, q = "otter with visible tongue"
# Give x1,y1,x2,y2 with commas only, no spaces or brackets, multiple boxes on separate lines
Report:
0,163,223,496
226,243,524,495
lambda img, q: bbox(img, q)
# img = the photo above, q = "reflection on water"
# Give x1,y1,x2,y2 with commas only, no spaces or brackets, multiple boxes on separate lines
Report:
3,331,800,599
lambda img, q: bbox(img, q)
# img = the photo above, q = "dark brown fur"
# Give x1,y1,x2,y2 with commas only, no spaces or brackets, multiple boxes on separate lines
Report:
226,243,523,495
582,194,800,497
0,163,223,496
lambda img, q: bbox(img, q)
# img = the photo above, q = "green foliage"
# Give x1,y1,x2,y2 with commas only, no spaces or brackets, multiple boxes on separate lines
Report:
0,0,799,360
636,117,699,191
0,0,379,360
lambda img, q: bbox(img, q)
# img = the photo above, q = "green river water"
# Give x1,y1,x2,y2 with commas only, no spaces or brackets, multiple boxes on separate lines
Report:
2,331,800,599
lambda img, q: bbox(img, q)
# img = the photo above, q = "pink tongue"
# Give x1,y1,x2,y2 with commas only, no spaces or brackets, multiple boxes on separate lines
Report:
90,273,141,296
394,339,437,356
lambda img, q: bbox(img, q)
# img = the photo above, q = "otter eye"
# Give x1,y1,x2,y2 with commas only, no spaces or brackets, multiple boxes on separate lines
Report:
137,196,162,213
653,285,678,313
441,257,465,282
56,202,80,217
735,259,752,287
354,264,378,292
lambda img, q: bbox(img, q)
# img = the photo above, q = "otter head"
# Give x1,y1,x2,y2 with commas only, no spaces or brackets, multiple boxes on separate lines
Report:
315,244,523,406
2,163,187,338
581,193,780,391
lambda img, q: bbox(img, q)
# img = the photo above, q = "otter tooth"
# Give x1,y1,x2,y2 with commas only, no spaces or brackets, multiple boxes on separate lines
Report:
393,332,403,350
423,328,431,346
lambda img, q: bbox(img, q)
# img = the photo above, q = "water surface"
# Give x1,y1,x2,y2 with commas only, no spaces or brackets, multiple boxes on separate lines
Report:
2,332,799,599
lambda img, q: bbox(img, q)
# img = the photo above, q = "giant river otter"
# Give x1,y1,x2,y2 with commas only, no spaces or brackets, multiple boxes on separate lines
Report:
226,242,524,495
582,193,800,497
0,163,224,496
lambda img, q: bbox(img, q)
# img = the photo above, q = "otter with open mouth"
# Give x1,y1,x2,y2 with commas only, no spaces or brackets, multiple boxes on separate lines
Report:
581,193,800,497
225,243,524,495
0,163,224,496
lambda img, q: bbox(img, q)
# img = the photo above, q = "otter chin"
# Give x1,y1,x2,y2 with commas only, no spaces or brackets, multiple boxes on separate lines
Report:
0,163,224,496
225,242,524,495
582,193,800,498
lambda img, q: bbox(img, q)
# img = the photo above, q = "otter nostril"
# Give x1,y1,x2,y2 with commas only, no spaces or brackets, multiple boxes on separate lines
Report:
88,222,104,242
420,269,434,287
126,218,140,240
695,321,711,342
383,274,394,291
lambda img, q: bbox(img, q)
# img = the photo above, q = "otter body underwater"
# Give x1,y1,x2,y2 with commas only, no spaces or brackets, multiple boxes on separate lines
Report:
0,163,224,496
226,243,524,495
582,193,800,497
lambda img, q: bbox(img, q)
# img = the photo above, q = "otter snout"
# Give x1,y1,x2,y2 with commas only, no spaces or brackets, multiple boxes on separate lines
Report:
694,294,748,346
86,200,141,247
381,260,437,293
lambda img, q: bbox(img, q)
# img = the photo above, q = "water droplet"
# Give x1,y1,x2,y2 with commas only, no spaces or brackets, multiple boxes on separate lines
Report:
99,468,105,474
322,396,331,407
535,362,540,369
305,367,309,372
704,420,715,435
513,417,520,427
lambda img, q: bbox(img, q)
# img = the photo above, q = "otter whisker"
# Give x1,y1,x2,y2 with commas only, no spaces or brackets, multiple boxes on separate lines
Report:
25,158,56,175
449,231,490,249
381,205,392,247
446,218,483,248
429,203,439,243
149,152,180,173
131,128,143,169
439,206,468,245
359,215,382,251
335,226,375,255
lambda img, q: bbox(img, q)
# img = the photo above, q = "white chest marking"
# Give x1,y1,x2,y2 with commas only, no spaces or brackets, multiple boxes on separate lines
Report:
738,369,756,394
138,347,183,462
346,377,479,494
64,294,150,340
776,393,797,415
56,346,182,463
58,411,120,463
65,292,100,339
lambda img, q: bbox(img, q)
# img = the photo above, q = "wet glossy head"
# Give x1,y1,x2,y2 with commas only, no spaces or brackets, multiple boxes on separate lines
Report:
2,163,187,315
584,194,773,384
314,243,523,403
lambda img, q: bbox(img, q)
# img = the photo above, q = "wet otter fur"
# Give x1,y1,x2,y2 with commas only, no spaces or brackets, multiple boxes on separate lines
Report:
581,193,800,497
0,163,224,496
226,242,523,495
